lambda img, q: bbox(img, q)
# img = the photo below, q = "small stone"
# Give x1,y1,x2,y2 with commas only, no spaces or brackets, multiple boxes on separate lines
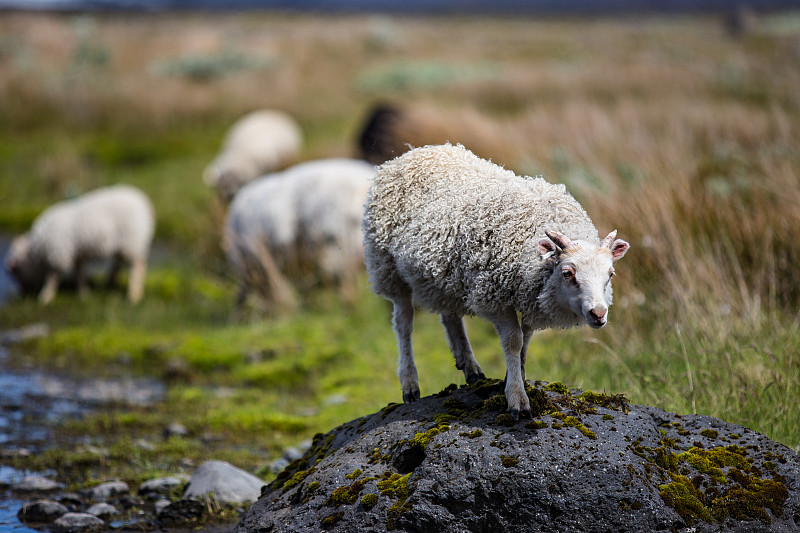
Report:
51,512,104,533
0,322,49,345
138,476,186,498
282,446,305,462
86,503,117,518
270,457,290,474
153,499,171,515
17,499,68,522
134,438,155,451
163,422,189,440
183,460,265,505
86,481,129,502
57,493,83,510
12,476,61,492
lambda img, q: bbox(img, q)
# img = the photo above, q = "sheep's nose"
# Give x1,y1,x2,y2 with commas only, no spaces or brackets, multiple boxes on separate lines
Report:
589,307,607,322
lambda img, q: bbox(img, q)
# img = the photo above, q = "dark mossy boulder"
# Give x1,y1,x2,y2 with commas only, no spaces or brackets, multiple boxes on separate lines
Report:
235,379,800,533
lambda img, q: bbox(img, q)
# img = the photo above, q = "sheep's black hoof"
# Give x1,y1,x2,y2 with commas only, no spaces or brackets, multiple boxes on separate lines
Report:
465,371,486,384
509,408,520,421
403,389,420,403
520,408,532,419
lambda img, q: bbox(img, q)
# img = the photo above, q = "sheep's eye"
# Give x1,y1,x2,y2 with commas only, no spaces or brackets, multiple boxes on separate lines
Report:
562,268,575,280
609,269,616,279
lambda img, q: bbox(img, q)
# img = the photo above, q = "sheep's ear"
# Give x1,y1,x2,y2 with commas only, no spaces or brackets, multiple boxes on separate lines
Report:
611,239,629,261
545,230,573,251
601,230,629,261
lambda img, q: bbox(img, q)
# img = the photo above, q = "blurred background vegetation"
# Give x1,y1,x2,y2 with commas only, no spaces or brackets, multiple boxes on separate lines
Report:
0,9,798,487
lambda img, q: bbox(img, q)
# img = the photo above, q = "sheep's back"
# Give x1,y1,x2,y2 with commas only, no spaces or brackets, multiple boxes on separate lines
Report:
225,159,375,278
30,185,154,271
364,143,598,315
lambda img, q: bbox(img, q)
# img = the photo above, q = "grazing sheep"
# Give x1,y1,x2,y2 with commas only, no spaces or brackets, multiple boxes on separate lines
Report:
204,109,303,201
357,101,513,166
5,184,155,305
224,158,375,312
363,144,629,419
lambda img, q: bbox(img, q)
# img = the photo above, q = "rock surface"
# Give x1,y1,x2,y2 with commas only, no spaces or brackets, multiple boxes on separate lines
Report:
85,480,129,502
236,379,800,533
12,475,61,492
51,512,104,533
17,499,69,522
184,460,266,505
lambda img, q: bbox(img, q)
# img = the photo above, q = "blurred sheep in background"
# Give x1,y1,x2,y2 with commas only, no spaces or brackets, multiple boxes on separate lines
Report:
4,184,155,305
224,158,375,314
204,109,304,202
356,101,515,167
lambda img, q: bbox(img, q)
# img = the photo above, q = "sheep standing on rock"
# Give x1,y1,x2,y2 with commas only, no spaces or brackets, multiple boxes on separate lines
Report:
5,184,155,305
362,144,629,419
224,158,375,312
204,110,303,201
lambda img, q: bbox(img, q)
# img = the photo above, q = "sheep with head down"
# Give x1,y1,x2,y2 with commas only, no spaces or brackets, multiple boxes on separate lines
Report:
204,109,303,202
224,158,375,313
362,143,629,419
5,184,155,305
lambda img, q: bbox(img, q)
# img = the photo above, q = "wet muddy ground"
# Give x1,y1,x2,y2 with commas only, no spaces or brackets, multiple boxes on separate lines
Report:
0,342,166,530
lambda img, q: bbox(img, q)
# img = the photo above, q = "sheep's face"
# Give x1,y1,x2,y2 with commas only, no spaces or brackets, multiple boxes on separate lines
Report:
538,230,629,329
4,234,45,295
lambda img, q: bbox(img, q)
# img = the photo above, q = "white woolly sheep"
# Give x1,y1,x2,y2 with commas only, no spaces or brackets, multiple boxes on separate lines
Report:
204,109,303,201
362,144,629,419
224,158,375,312
5,184,155,305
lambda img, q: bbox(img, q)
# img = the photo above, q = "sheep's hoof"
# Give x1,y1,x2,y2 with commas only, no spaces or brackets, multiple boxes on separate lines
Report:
508,407,532,421
465,371,486,384
403,389,420,403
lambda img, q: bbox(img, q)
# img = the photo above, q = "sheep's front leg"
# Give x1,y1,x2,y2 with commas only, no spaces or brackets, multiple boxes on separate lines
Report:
487,310,531,420
441,313,485,384
128,257,147,303
38,271,60,305
392,295,419,403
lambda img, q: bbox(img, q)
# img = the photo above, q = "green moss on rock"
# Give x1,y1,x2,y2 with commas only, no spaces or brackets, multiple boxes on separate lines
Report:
411,427,443,449
326,478,368,506
281,466,316,493
699,429,719,439
345,468,363,480
525,420,548,430
545,381,570,394
321,511,344,529
482,394,507,412
495,413,516,427
659,476,713,524
500,455,519,468
360,493,379,509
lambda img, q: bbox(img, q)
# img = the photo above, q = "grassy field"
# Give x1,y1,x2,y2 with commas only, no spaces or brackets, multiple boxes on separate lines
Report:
0,10,799,493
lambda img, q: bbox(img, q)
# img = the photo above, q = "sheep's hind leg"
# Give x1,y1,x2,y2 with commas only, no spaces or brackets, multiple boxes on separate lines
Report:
392,295,420,403
520,321,535,382
440,313,485,384
486,310,531,420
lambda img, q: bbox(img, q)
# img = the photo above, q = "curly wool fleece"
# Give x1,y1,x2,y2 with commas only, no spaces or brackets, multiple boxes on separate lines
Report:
363,143,600,328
